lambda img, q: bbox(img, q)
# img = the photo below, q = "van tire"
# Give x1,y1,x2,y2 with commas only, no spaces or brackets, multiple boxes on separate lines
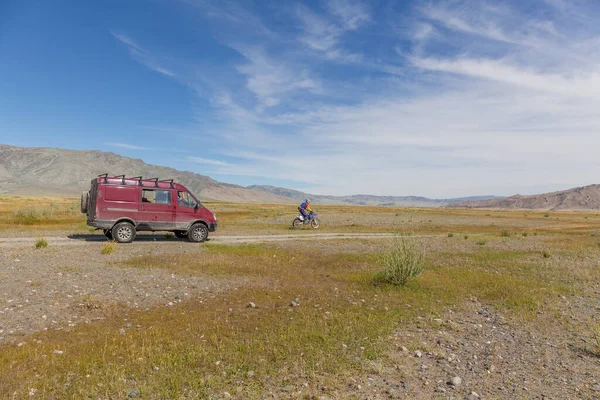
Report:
112,222,136,243
80,191,90,214
188,223,208,243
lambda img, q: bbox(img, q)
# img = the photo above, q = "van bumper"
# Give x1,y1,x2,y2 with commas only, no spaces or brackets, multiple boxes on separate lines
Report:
87,219,113,230
208,222,217,232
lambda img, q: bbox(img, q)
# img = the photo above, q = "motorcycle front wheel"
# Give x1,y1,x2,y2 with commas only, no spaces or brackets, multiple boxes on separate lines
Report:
311,218,320,229
292,218,303,229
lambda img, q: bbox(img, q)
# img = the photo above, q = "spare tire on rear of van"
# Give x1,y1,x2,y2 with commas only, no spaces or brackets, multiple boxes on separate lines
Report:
80,191,90,214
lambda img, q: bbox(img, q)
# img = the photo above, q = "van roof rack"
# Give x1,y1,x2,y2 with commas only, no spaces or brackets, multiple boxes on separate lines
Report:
159,179,174,188
99,175,174,188
146,178,159,187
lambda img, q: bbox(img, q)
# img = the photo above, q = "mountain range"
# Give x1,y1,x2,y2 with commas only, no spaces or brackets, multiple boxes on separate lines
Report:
3,144,596,210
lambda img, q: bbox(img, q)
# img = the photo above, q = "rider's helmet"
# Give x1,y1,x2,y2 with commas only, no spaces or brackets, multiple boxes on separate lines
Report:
305,198,311,204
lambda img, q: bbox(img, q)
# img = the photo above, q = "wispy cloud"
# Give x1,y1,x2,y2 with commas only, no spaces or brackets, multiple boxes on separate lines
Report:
187,156,230,166
112,143,152,150
112,32,176,78
295,0,368,62
326,0,370,30
232,45,318,108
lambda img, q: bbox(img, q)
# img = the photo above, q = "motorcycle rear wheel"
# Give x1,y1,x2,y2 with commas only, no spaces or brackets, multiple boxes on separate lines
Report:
292,218,302,229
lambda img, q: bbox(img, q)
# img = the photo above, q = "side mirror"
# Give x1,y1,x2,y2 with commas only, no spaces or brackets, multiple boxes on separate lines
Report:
194,204,199,212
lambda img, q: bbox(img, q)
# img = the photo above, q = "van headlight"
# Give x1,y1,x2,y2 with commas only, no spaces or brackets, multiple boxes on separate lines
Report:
213,213,217,221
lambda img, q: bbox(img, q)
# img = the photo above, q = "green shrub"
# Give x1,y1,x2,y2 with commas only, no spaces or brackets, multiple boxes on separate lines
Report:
35,238,48,249
522,232,528,237
101,241,117,255
500,230,511,237
447,233,454,238
376,234,425,286
464,235,469,240
542,251,551,258
544,213,550,218
476,239,487,246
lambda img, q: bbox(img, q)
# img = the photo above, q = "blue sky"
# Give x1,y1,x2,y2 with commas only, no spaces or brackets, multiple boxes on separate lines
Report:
1,0,600,197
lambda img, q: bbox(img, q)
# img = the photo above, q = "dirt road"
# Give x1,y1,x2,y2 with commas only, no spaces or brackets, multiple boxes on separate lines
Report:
0,232,446,247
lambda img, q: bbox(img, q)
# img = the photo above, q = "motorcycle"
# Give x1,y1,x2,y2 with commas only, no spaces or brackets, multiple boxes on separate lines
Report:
292,210,320,229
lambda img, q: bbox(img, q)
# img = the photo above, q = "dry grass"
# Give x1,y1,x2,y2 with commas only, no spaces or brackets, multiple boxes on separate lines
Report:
34,237,47,249
101,241,117,255
593,324,600,356
0,196,82,231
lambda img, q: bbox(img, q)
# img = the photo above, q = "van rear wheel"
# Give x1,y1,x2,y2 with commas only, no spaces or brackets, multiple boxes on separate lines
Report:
188,223,208,243
112,222,136,243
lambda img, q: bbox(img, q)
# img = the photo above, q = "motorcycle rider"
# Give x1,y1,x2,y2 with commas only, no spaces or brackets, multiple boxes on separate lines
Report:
298,198,312,221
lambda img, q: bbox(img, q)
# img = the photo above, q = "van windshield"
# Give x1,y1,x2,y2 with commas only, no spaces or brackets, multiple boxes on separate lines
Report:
177,191,201,208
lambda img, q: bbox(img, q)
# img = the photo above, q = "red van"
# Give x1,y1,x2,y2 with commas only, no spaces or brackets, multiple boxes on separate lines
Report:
81,174,217,243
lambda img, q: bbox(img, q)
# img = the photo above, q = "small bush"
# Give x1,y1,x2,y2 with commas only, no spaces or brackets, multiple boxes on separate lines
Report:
522,232,528,237
101,241,117,255
447,233,454,238
593,324,600,356
476,239,487,246
35,238,48,249
376,234,425,286
544,213,550,218
542,251,551,258
500,230,511,237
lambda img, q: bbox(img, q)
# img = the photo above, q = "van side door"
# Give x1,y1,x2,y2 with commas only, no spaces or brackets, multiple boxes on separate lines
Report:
139,188,175,230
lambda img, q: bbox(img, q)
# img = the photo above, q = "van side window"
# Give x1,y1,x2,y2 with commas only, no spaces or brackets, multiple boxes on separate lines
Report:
142,189,171,205
177,191,198,208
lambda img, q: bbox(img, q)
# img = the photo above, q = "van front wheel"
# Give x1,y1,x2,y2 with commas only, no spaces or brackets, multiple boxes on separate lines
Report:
188,223,208,243
112,222,136,243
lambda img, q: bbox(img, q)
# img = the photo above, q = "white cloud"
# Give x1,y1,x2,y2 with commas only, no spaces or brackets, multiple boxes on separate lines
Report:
112,143,151,150
232,46,318,108
187,156,230,166
409,56,600,98
112,32,176,78
327,0,370,30
295,1,366,62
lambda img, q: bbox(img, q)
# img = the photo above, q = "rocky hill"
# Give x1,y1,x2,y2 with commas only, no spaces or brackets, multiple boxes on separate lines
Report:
451,184,600,211
0,145,290,203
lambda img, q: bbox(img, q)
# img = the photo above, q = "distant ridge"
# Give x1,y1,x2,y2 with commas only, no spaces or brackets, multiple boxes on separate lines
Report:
247,185,500,207
450,184,600,211
0,144,500,206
